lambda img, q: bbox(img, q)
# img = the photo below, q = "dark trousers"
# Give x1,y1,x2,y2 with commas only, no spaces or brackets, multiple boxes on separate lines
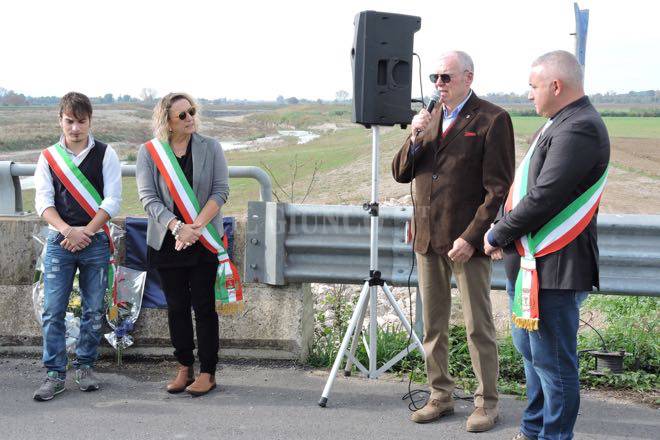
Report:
158,262,219,374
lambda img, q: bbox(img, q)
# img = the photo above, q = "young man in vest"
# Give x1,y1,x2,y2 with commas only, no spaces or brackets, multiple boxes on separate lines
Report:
485,51,610,440
33,92,122,401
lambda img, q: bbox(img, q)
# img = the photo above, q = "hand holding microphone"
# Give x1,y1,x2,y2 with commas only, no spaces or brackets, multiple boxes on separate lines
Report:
411,90,440,143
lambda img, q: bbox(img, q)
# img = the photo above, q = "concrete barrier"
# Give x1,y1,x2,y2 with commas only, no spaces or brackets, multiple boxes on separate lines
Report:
0,215,313,361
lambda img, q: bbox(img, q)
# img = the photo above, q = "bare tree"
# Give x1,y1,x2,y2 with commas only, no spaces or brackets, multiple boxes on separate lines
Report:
140,88,158,103
335,90,349,102
260,155,322,203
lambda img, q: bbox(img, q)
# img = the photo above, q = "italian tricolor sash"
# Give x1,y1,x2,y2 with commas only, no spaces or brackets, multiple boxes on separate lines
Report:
504,136,608,331
42,143,118,302
144,138,243,315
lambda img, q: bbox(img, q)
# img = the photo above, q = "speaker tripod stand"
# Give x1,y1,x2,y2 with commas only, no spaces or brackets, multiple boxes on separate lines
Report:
318,126,425,407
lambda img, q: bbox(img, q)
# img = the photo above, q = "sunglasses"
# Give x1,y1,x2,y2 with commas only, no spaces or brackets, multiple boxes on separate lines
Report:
177,107,197,120
429,73,452,84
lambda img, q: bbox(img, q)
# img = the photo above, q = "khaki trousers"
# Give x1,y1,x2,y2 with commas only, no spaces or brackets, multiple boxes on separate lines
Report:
416,251,499,408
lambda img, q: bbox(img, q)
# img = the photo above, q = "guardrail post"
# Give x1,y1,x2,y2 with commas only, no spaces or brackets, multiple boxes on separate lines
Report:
0,162,23,215
245,201,285,285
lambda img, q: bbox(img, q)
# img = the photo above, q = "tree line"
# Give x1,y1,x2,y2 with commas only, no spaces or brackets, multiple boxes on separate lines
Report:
1,87,658,107
483,90,660,105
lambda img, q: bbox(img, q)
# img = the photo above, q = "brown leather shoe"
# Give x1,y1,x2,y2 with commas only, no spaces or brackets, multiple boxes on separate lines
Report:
166,364,194,394
185,373,216,397
410,398,454,423
466,407,499,432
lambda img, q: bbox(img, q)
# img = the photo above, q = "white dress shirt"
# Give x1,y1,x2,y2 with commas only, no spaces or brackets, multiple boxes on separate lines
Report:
34,134,122,229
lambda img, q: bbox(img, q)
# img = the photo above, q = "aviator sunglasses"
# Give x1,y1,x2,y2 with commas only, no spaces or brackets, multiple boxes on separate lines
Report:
177,107,197,120
429,73,452,84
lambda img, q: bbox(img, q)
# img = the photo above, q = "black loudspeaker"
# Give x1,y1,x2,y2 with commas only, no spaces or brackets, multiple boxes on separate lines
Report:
351,10,421,128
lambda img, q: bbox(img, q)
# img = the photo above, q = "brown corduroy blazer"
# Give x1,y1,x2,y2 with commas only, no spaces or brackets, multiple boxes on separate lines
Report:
392,93,515,256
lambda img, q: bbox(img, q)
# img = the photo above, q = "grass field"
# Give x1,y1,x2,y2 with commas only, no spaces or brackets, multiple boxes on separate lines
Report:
9,103,660,216
511,116,660,138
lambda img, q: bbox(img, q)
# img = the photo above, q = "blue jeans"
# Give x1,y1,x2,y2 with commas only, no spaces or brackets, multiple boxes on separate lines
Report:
506,280,588,440
42,230,109,374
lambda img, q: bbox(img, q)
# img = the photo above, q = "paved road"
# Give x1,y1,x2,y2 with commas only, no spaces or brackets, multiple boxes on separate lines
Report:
0,356,656,440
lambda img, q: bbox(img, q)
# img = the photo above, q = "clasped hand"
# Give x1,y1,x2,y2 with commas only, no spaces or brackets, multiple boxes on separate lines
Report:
61,227,93,252
483,226,503,260
447,237,474,263
175,222,202,251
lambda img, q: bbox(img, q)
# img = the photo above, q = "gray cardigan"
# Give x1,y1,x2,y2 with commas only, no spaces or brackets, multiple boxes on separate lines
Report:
136,132,229,250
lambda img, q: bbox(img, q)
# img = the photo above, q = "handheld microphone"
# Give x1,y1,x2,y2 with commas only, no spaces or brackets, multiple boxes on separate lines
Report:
426,90,440,113
415,91,440,137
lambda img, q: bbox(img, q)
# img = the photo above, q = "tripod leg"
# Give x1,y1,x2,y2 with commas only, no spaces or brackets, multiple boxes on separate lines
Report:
319,281,370,407
368,284,378,377
343,282,370,376
382,282,425,357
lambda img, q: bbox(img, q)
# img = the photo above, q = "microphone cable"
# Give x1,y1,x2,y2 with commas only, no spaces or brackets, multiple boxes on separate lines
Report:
413,53,426,108
402,52,430,411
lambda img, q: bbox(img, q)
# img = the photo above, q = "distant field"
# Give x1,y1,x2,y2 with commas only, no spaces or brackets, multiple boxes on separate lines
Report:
511,116,660,138
10,103,660,216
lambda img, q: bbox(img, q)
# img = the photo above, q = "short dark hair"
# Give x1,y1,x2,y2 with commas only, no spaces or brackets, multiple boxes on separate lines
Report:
59,92,93,120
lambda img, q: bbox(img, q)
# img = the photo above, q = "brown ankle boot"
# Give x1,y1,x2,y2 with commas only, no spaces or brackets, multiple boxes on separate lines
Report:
166,364,194,394
185,373,216,397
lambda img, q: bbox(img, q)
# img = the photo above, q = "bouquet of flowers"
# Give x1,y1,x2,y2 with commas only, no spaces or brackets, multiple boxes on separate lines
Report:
104,266,146,365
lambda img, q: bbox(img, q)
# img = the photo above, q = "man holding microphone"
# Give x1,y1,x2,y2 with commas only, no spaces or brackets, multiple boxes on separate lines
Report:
392,51,514,432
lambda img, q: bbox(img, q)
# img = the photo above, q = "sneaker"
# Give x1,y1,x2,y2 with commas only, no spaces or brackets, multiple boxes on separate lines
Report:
74,366,100,391
33,371,65,401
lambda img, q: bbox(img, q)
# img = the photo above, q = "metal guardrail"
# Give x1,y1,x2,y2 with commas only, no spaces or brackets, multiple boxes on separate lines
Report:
245,202,660,297
0,162,272,215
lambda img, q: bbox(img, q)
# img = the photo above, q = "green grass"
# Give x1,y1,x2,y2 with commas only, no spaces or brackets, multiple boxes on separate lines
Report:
602,117,660,138
15,105,660,219
511,116,546,137
511,116,660,138
248,104,351,128
309,288,659,397
20,126,383,218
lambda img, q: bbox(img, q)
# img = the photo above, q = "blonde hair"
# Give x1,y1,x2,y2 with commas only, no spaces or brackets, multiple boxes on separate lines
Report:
151,92,201,142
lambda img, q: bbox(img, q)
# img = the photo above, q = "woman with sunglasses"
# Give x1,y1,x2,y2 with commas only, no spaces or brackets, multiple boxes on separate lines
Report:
136,92,229,396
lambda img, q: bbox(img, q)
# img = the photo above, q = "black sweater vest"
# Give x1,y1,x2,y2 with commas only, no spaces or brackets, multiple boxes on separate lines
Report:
50,141,107,226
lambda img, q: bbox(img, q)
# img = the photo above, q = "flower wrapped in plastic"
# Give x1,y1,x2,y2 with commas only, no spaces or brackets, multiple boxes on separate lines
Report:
104,266,146,365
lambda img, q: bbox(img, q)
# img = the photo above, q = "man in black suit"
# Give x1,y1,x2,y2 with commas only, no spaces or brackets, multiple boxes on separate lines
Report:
484,50,610,440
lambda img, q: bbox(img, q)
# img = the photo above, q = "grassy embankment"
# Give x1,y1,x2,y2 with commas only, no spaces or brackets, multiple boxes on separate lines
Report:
17,104,660,215
19,104,398,216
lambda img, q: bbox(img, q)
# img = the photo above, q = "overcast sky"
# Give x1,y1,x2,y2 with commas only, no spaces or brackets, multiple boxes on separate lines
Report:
1,0,658,100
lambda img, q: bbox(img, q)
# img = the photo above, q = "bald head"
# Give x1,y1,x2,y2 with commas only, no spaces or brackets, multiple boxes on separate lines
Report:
528,50,586,117
532,50,584,91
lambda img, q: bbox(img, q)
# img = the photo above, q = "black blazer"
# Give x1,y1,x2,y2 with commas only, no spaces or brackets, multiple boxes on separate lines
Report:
490,96,610,291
